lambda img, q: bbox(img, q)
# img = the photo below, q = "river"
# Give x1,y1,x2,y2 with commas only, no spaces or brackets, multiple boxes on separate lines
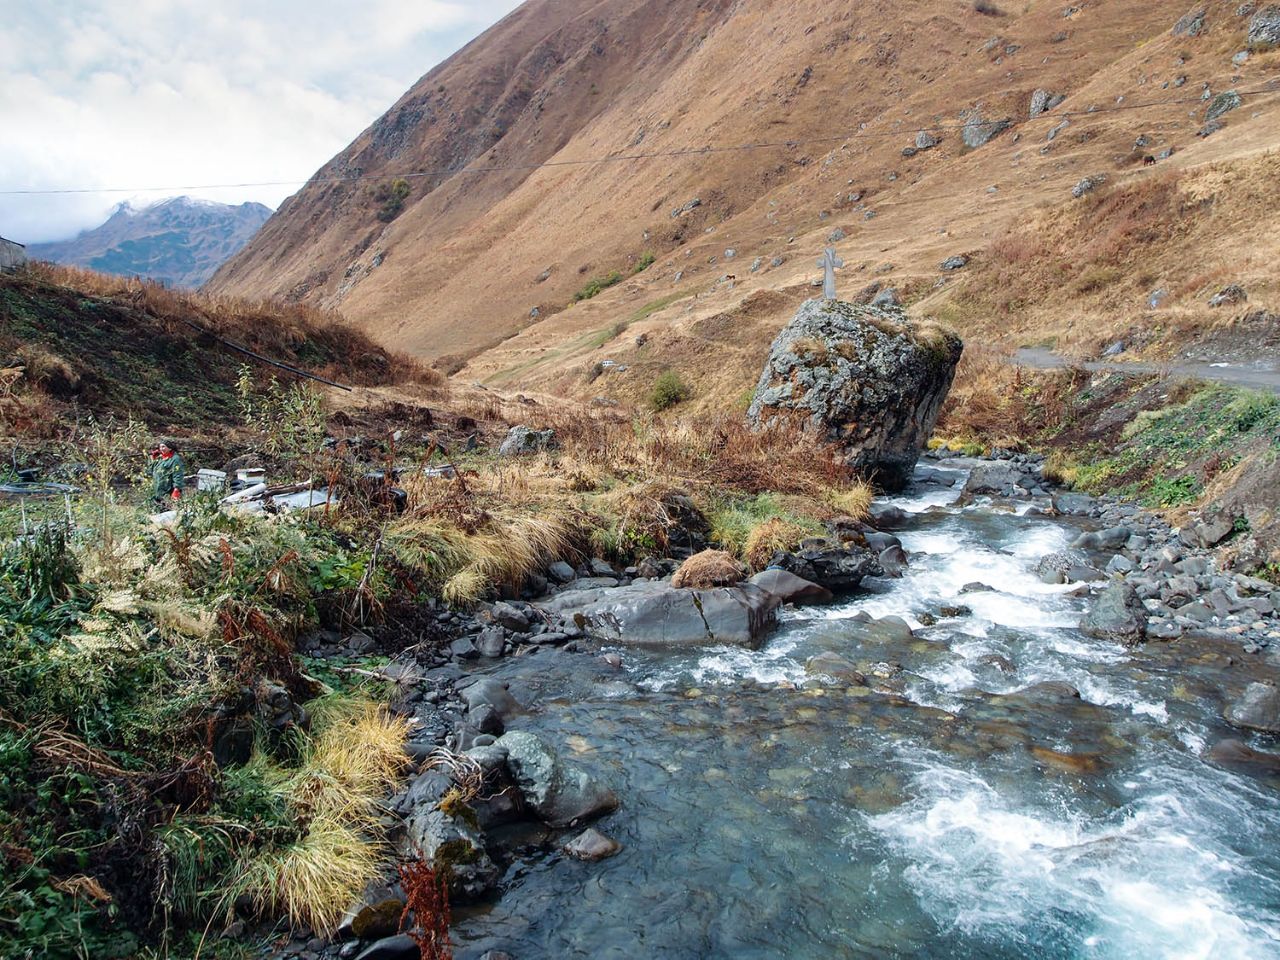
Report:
452,463,1280,959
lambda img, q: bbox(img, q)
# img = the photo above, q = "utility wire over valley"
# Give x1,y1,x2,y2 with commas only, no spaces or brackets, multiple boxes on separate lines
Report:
2,83,1275,198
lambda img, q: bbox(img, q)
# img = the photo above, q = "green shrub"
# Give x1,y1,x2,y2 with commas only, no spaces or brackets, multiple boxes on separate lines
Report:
371,178,411,222
632,251,657,275
573,271,624,302
650,370,691,411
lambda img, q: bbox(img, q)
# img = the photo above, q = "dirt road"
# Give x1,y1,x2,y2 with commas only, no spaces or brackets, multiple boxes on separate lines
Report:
1013,347,1280,395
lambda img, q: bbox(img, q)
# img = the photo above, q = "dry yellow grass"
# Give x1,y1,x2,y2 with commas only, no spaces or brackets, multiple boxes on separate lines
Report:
229,696,408,935
743,518,808,571
389,506,582,606
825,481,874,520
231,815,382,937
671,549,745,589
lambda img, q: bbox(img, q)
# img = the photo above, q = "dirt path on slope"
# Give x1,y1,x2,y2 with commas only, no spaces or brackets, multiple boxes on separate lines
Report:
1013,347,1280,395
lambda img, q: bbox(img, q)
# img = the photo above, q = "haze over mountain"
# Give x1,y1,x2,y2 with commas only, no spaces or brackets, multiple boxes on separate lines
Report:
208,0,1280,404
30,197,272,289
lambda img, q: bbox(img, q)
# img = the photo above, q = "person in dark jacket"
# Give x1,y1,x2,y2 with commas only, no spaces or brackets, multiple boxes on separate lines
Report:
150,440,187,505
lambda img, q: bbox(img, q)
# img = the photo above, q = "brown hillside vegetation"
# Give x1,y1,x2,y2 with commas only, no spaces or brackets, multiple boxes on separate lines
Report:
209,0,1280,412
0,263,436,438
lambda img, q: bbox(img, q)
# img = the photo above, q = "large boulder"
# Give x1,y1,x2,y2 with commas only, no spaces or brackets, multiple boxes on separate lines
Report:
496,731,619,827
749,569,834,605
747,299,962,491
1224,683,1280,734
498,425,556,457
1080,581,1147,645
960,109,1012,148
537,580,779,649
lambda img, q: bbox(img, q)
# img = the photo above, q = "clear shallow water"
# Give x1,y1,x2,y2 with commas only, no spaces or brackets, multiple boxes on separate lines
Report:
454,472,1280,959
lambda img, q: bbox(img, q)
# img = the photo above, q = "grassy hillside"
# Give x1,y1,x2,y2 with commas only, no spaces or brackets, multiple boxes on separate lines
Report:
206,0,1276,408
1,263,431,441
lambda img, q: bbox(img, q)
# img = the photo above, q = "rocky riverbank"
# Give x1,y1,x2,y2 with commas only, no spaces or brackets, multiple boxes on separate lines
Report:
267,449,1280,960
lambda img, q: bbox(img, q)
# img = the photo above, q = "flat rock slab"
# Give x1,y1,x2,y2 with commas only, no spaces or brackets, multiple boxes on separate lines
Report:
537,580,779,649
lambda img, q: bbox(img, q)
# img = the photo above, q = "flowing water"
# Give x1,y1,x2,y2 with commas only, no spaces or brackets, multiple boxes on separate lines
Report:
454,465,1280,959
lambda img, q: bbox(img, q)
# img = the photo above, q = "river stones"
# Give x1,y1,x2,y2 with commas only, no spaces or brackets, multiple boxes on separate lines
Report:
765,543,883,593
1224,682,1280,734
536,580,779,648
459,677,522,715
563,827,622,861
1080,581,1147,645
749,569,834,605
496,731,619,827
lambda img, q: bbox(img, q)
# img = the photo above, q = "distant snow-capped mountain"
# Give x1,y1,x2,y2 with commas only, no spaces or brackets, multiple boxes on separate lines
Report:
29,196,273,289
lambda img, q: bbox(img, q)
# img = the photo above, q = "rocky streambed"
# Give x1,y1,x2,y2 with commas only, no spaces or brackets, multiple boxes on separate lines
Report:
296,454,1280,960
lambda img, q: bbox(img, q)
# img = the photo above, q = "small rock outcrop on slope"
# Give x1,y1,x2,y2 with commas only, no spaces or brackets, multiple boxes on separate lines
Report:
746,299,963,491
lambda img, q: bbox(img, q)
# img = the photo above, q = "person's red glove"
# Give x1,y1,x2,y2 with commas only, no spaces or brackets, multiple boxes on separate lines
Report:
171,489,181,501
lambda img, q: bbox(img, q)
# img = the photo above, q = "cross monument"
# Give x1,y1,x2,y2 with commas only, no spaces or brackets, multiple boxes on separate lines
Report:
818,247,844,301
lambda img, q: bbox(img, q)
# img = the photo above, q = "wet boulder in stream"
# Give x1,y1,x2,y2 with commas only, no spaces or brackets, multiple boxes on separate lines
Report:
1224,682,1280,734
765,542,883,593
1080,580,1147,645
746,298,962,491
749,568,834,605
496,731,619,827
403,804,499,901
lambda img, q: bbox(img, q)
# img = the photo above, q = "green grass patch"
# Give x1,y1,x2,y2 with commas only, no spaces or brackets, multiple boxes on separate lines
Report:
1065,386,1280,506
572,271,624,302
649,370,692,411
702,493,824,556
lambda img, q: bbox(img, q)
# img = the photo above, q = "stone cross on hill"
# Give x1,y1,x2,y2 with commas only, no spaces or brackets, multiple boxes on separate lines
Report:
817,247,844,300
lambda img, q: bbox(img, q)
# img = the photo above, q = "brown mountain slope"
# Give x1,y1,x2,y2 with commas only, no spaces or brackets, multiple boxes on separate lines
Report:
209,0,1280,407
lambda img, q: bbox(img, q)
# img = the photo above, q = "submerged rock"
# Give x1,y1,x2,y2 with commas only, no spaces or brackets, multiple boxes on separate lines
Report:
497,731,619,827
562,827,623,861
1206,738,1280,774
746,299,962,491
537,580,779,649
805,651,868,682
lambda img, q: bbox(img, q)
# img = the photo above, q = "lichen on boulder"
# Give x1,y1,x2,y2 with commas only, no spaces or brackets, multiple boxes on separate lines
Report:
746,298,963,491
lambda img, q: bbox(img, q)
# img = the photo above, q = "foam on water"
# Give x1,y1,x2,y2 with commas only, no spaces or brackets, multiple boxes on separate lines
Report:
866,758,1280,959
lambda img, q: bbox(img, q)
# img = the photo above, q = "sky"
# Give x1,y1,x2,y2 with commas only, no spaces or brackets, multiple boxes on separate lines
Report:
0,0,523,244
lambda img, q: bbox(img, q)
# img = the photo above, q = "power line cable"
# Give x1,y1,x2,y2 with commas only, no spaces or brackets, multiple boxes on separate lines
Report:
1,82,1275,197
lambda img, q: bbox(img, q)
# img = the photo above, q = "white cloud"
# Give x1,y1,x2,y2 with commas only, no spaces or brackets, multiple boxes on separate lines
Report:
0,0,521,243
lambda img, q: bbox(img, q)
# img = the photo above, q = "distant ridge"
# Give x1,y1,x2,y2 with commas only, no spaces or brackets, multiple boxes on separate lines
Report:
30,196,272,289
